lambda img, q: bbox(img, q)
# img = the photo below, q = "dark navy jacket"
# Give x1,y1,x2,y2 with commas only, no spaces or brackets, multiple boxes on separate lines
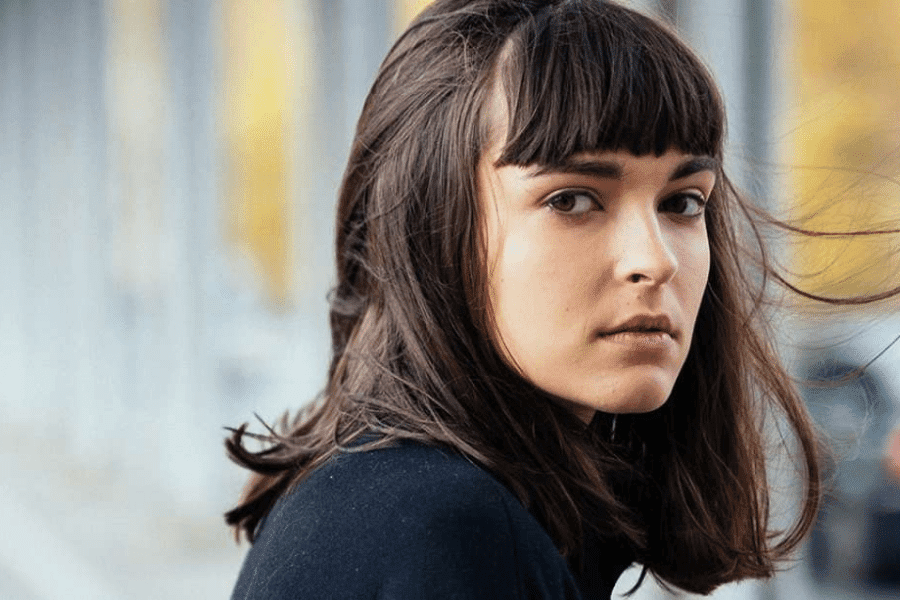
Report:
230,441,633,599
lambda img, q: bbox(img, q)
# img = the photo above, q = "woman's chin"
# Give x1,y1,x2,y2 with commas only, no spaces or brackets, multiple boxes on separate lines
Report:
558,379,674,418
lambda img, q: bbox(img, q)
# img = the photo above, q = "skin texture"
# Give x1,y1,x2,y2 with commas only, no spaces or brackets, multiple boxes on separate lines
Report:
479,101,715,422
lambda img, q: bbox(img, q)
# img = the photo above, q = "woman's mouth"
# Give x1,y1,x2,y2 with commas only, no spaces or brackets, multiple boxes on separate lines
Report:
597,314,678,339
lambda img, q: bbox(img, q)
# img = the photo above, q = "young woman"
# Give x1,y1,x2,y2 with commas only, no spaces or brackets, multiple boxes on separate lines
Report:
225,1,826,597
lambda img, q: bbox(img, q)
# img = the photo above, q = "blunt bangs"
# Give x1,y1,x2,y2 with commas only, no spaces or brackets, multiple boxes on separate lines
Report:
495,1,725,166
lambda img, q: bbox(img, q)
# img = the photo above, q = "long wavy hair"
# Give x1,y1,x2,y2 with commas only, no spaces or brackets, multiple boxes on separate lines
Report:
226,0,825,593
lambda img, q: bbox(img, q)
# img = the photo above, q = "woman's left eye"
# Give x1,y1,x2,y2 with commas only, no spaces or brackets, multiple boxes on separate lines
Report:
545,189,599,216
659,192,706,218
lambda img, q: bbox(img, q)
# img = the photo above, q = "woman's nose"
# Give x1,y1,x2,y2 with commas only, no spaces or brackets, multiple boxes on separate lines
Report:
612,210,678,285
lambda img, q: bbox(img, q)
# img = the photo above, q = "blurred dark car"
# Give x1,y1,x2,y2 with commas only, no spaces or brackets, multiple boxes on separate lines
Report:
794,318,900,587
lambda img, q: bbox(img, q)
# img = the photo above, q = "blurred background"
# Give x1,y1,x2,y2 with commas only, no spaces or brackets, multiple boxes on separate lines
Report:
0,0,898,598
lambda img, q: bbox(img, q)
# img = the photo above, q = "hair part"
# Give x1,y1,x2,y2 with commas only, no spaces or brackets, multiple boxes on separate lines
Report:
225,1,827,594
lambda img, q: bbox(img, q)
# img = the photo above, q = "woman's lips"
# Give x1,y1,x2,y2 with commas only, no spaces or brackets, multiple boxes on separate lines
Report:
597,329,674,350
595,314,678,355
596,314,678,340
599,331,675,349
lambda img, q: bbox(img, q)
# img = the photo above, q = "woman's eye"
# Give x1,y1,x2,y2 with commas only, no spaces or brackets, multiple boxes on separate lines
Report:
545,190,599,216
659,192,706,218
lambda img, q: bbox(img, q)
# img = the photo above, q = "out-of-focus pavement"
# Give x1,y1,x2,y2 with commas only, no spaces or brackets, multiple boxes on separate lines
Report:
0,429,245,600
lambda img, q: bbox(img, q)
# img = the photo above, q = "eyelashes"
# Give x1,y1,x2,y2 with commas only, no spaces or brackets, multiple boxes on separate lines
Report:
543,188,707,219
544,189,599,216
658,192,706,218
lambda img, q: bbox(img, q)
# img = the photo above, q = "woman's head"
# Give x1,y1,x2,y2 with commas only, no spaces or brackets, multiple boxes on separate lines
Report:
325,3,819,589
331,0,727,415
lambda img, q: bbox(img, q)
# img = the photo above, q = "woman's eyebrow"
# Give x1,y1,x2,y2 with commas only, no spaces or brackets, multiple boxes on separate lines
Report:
522,156,719,180
669,156,718,181
526,159,623,179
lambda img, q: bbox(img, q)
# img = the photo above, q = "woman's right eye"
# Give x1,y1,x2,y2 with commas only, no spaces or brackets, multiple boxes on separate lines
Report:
545,190,599,216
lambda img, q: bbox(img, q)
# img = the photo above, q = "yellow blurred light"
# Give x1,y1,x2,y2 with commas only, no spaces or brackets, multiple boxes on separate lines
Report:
394,0,433,33
790,0,900,301
223,0,294,308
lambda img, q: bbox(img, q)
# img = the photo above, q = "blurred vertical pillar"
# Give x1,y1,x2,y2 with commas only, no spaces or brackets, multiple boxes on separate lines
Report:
288,1,318,313
676,0,761,198
223,0,294,311
0,0,110,444
277,0,393,407
0,0,29,424
105,0,225,498
221,0,306,424
742,0,777,205
307,0,392,306
105,0,187,483
67,0,112,455
164,0,219,499
20,0,69,430
220,0,390,316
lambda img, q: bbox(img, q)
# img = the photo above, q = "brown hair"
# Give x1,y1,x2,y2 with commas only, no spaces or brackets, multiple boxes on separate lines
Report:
226,0,824,593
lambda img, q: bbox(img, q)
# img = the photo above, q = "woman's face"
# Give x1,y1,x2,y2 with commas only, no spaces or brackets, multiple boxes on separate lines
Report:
478,122,715,422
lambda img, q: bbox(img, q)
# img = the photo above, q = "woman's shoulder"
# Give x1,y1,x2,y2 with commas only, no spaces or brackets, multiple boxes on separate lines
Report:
230,440,583,599
269,440,529,542
301,438,513,505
